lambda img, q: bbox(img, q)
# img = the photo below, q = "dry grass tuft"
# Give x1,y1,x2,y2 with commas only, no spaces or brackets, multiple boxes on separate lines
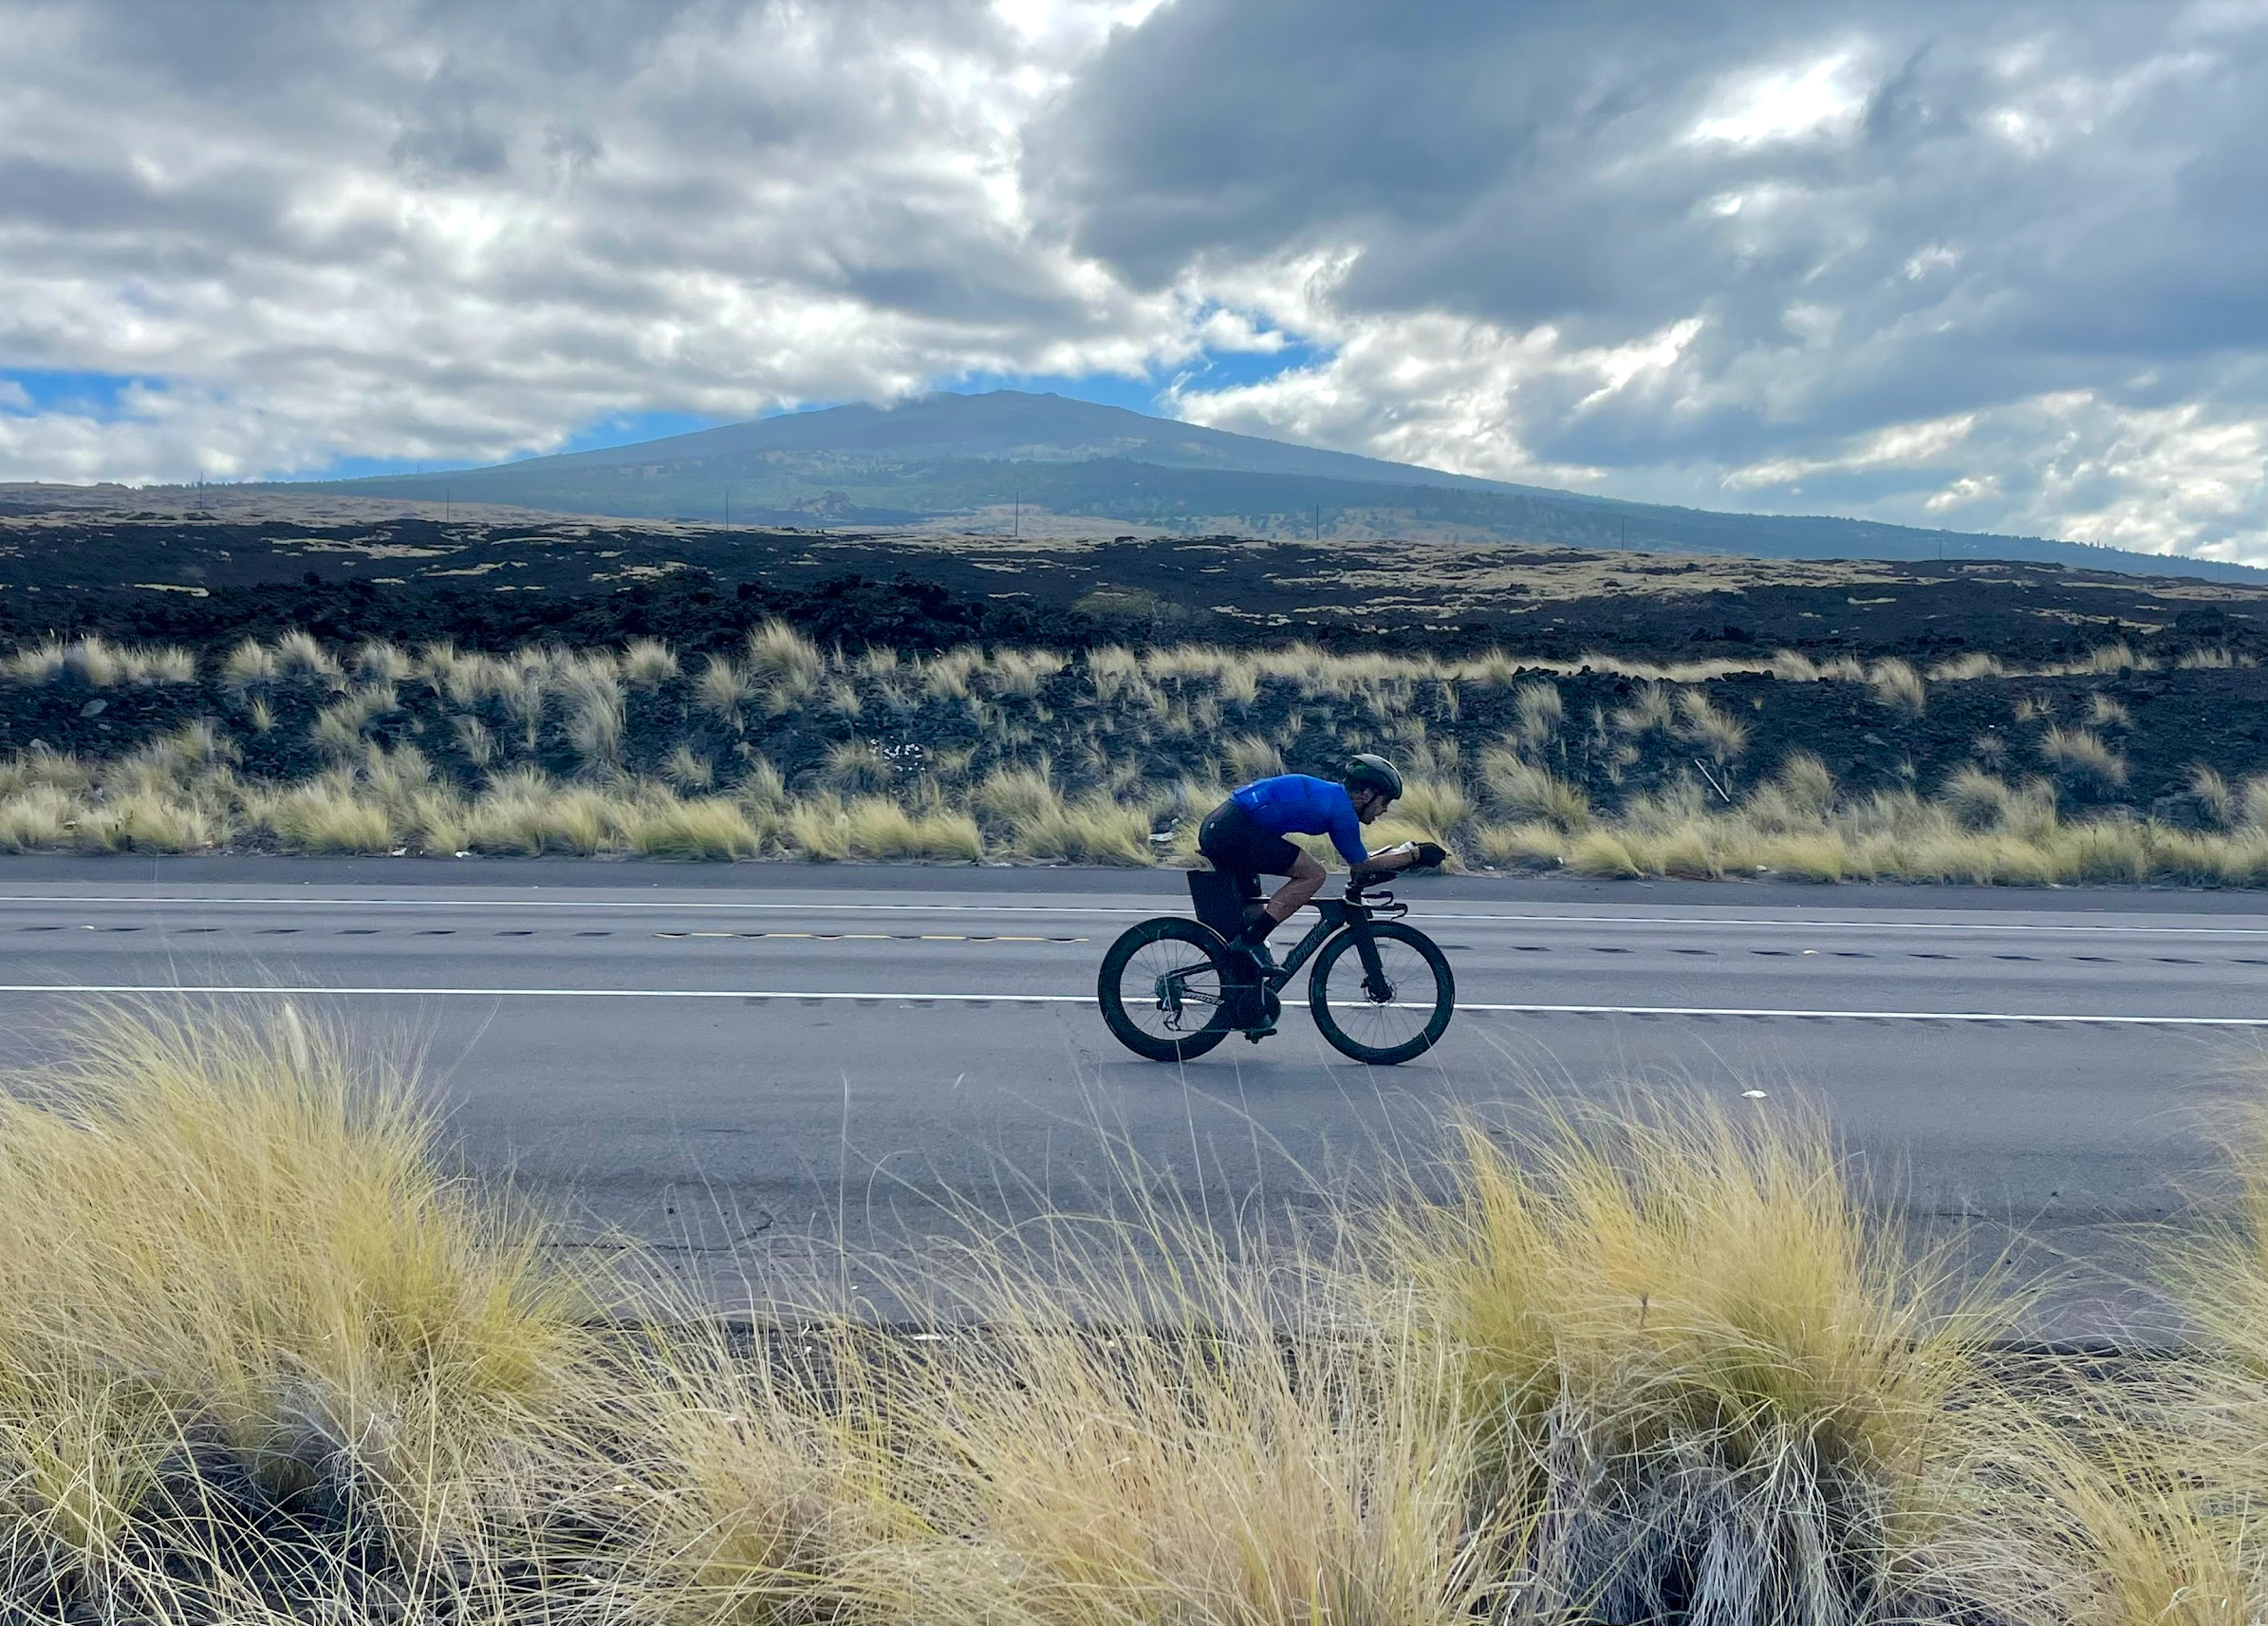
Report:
219,634,277,684
0,1005,586,1606
2040,727,2130,787
309,683,400,760
697,654,753,718
620,637,679,685
2177,645,2255,670
1386,1104,1998,1623
1941,766,2024,832
1472,820,1567,868
1393,777,1473,838
271,630,342,682
1218,735,1282,784
556,660,626,770
781,792,983,862
2090,693,2135,731
1869,658,1927,715
1477,750,1589,830
628,796,766,860
1610,682,1677,736
988,648,1068,700
4,638,195,686
1511,681,1563,751
355,640,415,683
823,738,895,794
9,1001,2268,1621
1676,689,1751,762
975,768,1154,864
2190,764,2235,826
1928,652,2007,682
261,773,399,853
661,743,715,791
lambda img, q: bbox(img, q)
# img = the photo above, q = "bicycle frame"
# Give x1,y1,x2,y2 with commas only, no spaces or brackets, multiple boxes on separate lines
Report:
1262,898,1366,987
1142,882,1416,1037
1243,885,1410,1001
1161,879,1405,1020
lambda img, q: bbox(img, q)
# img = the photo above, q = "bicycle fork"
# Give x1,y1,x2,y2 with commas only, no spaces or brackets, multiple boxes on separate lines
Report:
1350,927,1396,1003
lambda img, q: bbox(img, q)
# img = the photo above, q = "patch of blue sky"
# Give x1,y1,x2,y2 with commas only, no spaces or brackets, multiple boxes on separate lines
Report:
308,407,738,480
549,407,726,456
949,335,1333,417
1167,335,1331,393
0,367,157,418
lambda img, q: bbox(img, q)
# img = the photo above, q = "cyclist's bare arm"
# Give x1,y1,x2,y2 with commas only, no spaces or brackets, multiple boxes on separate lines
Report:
1351,840,1447,880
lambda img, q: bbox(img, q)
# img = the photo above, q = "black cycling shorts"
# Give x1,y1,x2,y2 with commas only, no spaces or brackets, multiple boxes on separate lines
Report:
1198,798,1303,883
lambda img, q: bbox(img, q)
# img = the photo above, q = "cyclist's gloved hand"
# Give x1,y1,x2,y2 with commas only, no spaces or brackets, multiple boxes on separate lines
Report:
1412,841,1448,869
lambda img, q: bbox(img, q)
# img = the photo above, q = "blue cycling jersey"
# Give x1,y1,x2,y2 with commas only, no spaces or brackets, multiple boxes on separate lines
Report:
1231,774,1369,866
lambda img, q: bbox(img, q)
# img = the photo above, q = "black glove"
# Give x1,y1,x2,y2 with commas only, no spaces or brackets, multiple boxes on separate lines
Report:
1412,841,1448,869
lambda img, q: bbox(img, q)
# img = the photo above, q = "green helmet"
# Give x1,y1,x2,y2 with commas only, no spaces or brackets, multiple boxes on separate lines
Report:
1344,754,1403,800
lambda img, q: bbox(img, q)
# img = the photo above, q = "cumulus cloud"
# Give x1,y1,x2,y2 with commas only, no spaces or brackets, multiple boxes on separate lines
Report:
0,0,1186,481
1039,0,2268,556
3,0,2266,558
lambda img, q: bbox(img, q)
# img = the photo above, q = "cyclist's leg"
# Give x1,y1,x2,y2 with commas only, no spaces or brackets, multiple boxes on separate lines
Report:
1253,850,1326,944
1196,807,1276,1024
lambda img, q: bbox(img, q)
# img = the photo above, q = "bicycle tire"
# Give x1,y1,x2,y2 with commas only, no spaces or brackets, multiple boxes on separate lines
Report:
1098,916,1237,1062
1306,920,1456,1065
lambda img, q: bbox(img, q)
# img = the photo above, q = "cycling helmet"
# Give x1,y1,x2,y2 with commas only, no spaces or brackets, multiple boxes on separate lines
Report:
1343,754,1404,800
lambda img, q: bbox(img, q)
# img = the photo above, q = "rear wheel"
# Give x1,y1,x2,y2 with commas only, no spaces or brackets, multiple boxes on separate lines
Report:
1307,921,1455,1064
1098,917,1236,1061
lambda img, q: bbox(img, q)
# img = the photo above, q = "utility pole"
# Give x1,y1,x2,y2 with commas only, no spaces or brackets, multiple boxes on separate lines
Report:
724,488,731,532
1314,503,1321,543
1013,476,1020,540
445,482,453,524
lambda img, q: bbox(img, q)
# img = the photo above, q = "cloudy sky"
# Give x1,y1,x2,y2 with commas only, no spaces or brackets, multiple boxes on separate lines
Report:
3,0,2264,558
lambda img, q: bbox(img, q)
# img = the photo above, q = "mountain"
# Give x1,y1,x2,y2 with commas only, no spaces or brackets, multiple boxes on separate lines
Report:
516,389,1544,493
271,390,2261,584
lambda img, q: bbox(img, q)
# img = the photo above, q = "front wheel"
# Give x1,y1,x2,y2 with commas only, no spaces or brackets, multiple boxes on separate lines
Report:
1098,917,1236,1062
1307,921,1456,1065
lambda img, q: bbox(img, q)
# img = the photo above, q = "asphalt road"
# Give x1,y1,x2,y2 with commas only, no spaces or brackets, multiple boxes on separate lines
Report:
4,857,2264,1337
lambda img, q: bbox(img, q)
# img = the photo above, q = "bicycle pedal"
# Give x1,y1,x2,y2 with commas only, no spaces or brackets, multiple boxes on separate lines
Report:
1244,1022,1275,1042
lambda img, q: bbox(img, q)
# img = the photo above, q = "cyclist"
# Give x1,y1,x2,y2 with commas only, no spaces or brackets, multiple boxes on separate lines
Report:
1197,755,1445,981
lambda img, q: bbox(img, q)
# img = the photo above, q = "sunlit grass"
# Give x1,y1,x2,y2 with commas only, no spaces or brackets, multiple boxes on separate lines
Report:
12,1002,2260,1621
0,1005,588,1608
7,738,2268,882
2,626,2266,882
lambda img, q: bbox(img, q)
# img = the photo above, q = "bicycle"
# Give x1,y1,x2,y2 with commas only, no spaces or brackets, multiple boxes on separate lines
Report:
1096,867,1457,1065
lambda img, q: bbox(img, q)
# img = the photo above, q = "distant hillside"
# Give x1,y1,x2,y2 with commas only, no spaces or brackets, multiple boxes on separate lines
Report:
259,390,2260,585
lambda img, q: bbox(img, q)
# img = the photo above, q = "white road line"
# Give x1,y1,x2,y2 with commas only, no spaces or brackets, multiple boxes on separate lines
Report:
0,893,1139,914
0,982,2261,1026
5,894,2268,936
